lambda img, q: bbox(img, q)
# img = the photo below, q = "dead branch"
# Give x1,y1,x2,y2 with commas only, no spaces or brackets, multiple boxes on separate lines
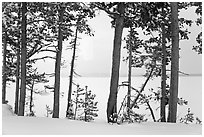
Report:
30,56,56,62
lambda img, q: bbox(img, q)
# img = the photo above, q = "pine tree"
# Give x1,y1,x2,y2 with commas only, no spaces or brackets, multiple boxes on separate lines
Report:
106,2,125,123
26,67,49,116
191,2,202,54
66,18,79,117
14,3,21,115
83,86,98,122
67,85,98,122
2,27,7,104
18,2,27,116
180,108,194,124
45,105,53,117
66,3,95,118
160,3,167,122
52,4,64,118
168,2,179,123
127,27,133,119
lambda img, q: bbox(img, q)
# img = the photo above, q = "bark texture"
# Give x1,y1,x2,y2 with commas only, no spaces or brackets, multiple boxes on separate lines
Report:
18,2,27,116
160,5,167,122
2,28,7,104
107,3,125,123
127,27,133,118
14,44,20,114
168,2,179,123
66,23,78,117
52,7,64,118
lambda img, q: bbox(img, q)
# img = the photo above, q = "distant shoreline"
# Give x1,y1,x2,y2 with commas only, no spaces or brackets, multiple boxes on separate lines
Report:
61,73,202,78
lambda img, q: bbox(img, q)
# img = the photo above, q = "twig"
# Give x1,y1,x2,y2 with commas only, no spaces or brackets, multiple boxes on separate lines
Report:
30,56,56,62
166,70,189,75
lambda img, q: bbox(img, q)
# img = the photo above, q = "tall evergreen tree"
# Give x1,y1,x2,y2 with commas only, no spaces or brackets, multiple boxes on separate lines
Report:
52,4,65,118
2,2,17,104
66,19,79,117
2,28,7,104
14,42,20,114
127,27,133,119
18,2,27,116
123,2,191,123
107,3,125,123
168,2,179,123
66,3,95,117
14,3,21,115
160,3,167,122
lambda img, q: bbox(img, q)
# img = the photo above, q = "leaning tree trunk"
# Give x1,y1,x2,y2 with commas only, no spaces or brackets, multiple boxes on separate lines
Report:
168,2,179,123
18,2,27,116
107,2,125,123
160,4,167,122
52,6,64,118
130,66,154,109
2,28,7,104
66,22,78,117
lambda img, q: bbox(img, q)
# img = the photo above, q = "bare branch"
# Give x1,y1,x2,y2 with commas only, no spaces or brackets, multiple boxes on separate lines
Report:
30,56,56,62
44,85,54,89
166,70,189,75
45,73,55,77
38,49,56,53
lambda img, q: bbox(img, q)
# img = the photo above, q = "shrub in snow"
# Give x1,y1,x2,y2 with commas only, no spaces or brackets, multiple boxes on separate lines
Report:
117,110,147,124
117,92,150,124
180,108,202,125
195,117,202,125
82,86,98,122
26,111,36,117
25,96,36,117
67,85,98,122
45,105,53,117
66,103,75,119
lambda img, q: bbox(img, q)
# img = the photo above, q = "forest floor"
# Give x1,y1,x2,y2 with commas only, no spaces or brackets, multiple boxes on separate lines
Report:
2,104,202,135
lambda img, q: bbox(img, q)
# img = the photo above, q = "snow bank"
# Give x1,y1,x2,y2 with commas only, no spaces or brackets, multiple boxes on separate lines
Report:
2,104,202,135
2,104,16,117
2,117,202,135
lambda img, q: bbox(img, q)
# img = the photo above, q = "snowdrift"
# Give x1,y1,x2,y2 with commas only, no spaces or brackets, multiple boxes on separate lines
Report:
2,104,16,117
2,104,202,135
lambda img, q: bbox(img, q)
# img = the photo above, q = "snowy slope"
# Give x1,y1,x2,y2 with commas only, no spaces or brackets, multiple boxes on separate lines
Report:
2,104,202,135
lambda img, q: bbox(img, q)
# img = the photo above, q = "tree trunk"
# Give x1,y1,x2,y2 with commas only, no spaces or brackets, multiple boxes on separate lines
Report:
14,44,20,114
2,28,7,104
18,2,27,116
84,86,88,122
52,7,64,118
14,8,21,114
66,23,78,117
146,101,156,122
160,5,167,122
107,3,125,123
30,80,34,113
127,27,133,119
168,2,179,123
74,85,79,120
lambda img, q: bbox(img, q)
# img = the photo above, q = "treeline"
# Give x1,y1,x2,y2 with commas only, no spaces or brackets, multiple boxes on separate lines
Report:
2,2,202,123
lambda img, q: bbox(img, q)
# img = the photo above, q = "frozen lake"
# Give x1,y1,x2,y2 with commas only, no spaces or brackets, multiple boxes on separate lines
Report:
6,76,202,121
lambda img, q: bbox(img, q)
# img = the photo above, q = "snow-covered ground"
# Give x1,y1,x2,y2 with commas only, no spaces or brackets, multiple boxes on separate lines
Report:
2,104,202,135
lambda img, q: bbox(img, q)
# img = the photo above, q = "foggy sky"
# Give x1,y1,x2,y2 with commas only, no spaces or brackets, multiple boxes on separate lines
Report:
36,7,202,77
